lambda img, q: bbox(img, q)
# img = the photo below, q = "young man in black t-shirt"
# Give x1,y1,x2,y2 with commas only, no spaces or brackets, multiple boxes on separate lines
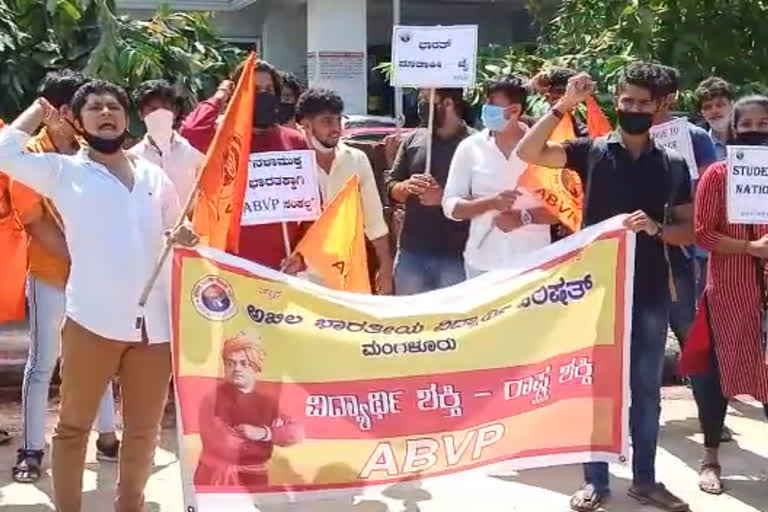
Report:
518,62,694,512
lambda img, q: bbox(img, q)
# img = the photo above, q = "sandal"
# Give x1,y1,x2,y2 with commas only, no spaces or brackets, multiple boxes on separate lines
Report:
570,483,607,511
699,463,724,495
629,483,689,511
0,429,10,446
12,449,44,484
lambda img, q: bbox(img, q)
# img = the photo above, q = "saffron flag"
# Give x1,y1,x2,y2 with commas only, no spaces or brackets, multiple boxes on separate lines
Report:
0,119,28,323
170,215,634,509
294,175,370,293
518,113,584,232
586,96,612,138
192,53,256,252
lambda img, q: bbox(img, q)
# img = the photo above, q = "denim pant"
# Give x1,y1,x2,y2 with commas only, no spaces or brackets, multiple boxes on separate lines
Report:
393,248,466,295
583,294,670,494
21,275,117,452
668,248,696,347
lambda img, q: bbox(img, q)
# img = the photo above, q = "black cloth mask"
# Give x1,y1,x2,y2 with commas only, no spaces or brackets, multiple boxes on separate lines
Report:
277,102,296,124
254,92,279,128
617,110,654,135
735,131,768,146
83,131,126,154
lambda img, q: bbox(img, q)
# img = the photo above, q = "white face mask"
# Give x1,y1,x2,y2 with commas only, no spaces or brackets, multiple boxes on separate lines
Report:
144,108,174,153
309,133,336,154
709,117,730,133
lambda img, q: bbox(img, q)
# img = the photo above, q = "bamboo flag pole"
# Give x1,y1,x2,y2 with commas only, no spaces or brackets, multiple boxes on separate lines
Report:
424,88,436,176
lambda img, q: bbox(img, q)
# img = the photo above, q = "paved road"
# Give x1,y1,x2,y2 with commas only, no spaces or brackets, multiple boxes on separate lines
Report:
0,388,765,511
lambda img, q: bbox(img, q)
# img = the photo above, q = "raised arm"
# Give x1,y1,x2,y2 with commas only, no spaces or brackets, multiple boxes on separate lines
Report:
517,73,595,169
0,100,65,198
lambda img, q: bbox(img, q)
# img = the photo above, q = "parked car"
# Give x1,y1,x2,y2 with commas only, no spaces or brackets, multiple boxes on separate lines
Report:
342,115,415,143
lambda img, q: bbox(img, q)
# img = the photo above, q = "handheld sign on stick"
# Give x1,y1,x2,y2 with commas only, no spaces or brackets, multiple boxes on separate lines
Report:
390,25,478,176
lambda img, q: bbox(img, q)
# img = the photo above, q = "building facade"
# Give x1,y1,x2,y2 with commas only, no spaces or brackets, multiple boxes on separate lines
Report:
118,0,535,115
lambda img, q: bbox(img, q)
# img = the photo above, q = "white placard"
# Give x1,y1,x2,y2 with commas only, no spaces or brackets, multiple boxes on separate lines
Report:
391,25,478,88
241,150,321,226
650,117,698,180
726,145,768,224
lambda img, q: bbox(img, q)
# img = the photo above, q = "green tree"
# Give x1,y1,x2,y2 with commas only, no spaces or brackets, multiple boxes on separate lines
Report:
0,0,244,120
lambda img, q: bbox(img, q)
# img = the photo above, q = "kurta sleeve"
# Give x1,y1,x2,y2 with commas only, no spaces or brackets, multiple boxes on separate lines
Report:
695,161,727,251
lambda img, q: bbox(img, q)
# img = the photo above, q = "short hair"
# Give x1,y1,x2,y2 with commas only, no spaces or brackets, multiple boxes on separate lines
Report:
732,95,768,129
71,80,130,120
546,67,578,89
37,70,88,109
281,72,303,101
232,59,282,98
695,77,735,110
221,331,265,372
435,88,466,116
657,64,680,96
486,75,528,107
133,79,177,112
616,62,667,100
296,88,344,119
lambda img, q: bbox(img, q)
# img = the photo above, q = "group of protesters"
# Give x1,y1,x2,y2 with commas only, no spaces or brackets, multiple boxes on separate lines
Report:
0,54,767,512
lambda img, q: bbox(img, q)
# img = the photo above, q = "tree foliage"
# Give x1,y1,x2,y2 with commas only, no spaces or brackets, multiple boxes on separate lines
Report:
0,0,244,119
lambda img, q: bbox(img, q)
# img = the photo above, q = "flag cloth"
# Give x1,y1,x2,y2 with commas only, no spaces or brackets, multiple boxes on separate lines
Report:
170,215,634,508
294,175,370,293
679,294,713,376
0,119,28,322
586,96,613,138
518,113,584,232
192,52,256,252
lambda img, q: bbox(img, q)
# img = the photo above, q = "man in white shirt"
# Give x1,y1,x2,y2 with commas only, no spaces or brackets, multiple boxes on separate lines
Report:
130,79,204,208
295,88,393,293
0,80,195,512
443,76,557,278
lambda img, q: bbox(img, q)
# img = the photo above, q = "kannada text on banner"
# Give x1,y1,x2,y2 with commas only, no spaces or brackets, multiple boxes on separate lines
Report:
241,150,321,226
171,216,634,510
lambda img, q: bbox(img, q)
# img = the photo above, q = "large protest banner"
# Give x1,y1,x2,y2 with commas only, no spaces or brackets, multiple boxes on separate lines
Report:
171,216,634,511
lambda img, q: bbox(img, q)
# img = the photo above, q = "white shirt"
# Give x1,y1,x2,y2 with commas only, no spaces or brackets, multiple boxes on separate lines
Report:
129,131,204,206
443,129,550,272
0,126,180,343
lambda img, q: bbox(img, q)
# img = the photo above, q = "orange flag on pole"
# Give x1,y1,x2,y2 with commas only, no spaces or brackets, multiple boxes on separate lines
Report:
0,119,28,322
294,175,370,294
192,52,256,252
518,113,584,233
586,95,612,138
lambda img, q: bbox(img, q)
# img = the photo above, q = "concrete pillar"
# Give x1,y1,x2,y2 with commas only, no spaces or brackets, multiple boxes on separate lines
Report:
262,3,308,80
306,0,368,114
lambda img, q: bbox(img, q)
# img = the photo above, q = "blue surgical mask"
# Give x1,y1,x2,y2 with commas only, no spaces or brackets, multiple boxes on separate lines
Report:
481,104,510,132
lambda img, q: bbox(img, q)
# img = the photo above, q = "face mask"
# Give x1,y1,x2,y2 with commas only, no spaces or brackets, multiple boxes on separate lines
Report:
617,110,653,135
278,102,296,124
481,104,511,132
83,130,126,154
144,108,174,152
708,117,731,133
735,131,768,146
254,92,278,128
309,133,336,154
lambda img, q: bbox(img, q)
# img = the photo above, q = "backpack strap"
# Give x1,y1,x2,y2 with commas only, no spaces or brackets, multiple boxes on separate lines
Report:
659,149,688,302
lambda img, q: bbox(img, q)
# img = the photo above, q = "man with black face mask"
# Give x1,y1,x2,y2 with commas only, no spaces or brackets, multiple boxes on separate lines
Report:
180,59,310,270
0,80,197,512
279,72,304,130
518,62,695,512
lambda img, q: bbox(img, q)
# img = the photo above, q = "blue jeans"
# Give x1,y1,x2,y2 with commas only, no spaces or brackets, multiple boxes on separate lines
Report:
583,294,670,494
668,248,696,347
21,276,117,452
694,255,708,300
393,248,465,295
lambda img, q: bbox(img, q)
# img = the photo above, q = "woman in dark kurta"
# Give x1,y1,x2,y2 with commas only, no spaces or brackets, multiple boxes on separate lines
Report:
692,95,768,495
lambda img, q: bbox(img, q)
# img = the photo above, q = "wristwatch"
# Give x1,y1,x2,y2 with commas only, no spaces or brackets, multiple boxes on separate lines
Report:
520,209,533,226
550,106,566,120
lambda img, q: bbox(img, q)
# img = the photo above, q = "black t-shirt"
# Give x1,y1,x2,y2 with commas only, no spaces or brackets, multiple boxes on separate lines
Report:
385,127,472,257
563,133,692,302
